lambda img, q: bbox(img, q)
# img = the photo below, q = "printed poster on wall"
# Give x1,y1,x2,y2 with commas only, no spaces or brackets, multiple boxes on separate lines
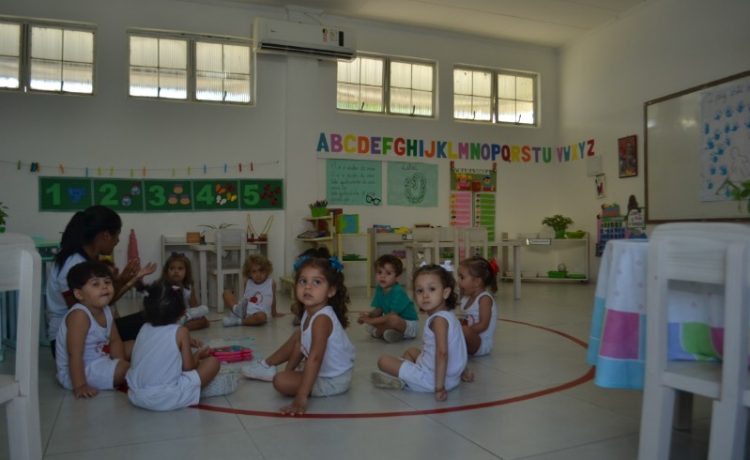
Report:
387,161,438,207
326,159,383,206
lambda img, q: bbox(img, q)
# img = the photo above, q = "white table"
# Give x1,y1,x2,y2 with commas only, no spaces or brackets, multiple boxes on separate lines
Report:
162,235,266,306
491,240,522,300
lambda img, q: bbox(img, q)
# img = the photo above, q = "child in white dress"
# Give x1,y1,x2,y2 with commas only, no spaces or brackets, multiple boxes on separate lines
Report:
55,261,130,398
160,252,209,330
127,282,237,411
372,264,470,401
222,254,281,327
456,256,498,356
241,247,355,415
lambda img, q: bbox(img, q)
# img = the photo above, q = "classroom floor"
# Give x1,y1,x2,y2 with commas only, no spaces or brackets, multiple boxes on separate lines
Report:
1,282,720,460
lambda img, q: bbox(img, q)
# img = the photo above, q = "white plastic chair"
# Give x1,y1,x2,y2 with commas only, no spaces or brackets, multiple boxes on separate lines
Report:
638,223,750,460
208,228,247,312
0,234,42,460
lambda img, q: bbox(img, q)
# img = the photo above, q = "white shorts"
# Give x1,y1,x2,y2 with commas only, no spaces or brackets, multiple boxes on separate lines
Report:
127,370,201,411
58,355,119,391
474,338,493,357
398,360,461,393
245,302,270,317
311,369,353,397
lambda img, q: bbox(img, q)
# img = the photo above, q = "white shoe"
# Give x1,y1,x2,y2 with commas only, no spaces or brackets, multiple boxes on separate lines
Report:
186,305,209,321
201,373,238,398
365,324,378,338
370,372,405,390
241,360,277,381
383,329,404,343
231,299,248,318
222,315,242,327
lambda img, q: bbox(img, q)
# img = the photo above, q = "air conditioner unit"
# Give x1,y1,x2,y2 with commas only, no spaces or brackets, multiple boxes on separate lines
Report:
253,17,356,61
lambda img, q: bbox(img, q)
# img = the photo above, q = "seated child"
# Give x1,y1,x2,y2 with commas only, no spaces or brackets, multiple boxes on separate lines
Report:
161,252,209,330
456,256,498,356
55,261,130,398
358,254,418,343
241,248,355,415
372,264,470,401
127,282,237,411
223,254,280,327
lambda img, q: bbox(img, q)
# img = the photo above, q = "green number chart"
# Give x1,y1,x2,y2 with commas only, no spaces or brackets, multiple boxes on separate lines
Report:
39,177,93,211
39,177,284,212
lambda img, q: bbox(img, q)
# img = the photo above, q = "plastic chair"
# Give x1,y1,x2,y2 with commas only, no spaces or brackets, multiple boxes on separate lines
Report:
0,234,42,460
208,228,247,312
638,223,750,460
458,227,488,260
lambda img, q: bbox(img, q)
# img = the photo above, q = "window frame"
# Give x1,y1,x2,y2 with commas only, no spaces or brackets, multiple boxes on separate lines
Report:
453,65,539,127
337,53,436,119
0,16,97,96
128,29,254,106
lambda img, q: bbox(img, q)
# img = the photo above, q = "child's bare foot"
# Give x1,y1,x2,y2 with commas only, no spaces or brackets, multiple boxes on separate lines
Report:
461,368,474,382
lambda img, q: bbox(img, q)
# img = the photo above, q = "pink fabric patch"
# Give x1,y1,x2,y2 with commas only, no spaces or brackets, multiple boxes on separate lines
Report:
600,309,641,359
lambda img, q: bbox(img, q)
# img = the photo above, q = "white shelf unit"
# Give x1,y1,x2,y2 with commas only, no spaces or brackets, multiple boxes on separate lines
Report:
500,235,589,282
281,213,337,296
337,233,372,297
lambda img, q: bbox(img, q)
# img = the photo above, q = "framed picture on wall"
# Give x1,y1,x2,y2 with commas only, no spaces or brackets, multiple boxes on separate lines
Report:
618,135,638,178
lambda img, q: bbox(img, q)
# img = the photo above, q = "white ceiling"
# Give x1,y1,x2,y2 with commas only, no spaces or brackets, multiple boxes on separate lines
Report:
230,0,650,47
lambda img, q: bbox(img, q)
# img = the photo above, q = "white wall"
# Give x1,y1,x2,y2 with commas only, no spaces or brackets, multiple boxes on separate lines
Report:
1,0,563,284
559,0,750,277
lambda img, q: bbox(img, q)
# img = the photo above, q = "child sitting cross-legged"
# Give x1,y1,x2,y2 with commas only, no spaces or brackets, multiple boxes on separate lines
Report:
358,254,418,343
55,260,130,398
126,282,237,411
222,254,282,327
161,252,210,331
372,264,471,401
241,247,355,415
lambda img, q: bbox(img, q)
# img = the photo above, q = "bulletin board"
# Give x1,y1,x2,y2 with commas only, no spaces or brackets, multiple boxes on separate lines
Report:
326,159,383,206
39,177,284,212
387,161,437,207
645,70,750,222
449,164,497,240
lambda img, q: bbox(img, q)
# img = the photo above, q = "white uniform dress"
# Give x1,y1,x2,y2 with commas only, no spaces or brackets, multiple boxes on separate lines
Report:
241,277,274,316
398,310,468,392
126,323,201,411
56,303,119,390
300,306,356,396
46,253,87,343
460,291,498,356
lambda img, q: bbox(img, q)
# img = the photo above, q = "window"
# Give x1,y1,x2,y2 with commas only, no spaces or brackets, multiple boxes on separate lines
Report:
129,31,252,104
453,66,538,126
337,55,434,117
0,18,95,94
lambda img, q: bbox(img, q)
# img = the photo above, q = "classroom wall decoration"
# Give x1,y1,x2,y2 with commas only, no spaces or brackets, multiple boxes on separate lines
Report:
316,131,596,165
39,177,284,212
326,159,383,206
450,163,497,240
387,161,438,207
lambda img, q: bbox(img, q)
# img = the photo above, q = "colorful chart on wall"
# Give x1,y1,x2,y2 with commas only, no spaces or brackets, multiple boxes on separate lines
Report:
387,161,437,207
475,193,496,241
449,163,497,241
450,191,472,227
39,177,284,212
326,159,382,206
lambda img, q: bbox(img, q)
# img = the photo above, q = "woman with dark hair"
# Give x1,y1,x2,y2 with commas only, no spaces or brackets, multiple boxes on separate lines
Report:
47,205,156,358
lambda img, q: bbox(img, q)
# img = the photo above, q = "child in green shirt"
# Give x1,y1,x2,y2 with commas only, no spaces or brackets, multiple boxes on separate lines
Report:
358,255,418,343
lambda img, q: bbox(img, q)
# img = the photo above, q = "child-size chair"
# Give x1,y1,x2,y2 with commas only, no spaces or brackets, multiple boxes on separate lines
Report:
638,223,750,460
207,228,247,312
0,234,42,460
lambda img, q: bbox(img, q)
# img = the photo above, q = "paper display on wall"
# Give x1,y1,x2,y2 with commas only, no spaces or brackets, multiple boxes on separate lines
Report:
326,159,383,206
449,164,497,241
387,161,437,207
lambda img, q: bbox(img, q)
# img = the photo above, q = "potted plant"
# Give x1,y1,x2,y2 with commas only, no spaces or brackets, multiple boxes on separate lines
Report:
309,199,329,218
542,214,573,239
727,180,750,213
0,202,7,233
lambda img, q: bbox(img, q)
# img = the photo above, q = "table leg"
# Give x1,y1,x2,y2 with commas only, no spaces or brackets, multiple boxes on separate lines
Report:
673,390,693,431
513,245,521,300
199,250,208,306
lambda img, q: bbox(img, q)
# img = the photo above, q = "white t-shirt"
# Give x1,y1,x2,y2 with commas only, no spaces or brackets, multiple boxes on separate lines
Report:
46,253,87,342
55,303,113,389
127,323,184,389
300,306,355,378
460,291,498,352
242,276,274,315
416,310,468,390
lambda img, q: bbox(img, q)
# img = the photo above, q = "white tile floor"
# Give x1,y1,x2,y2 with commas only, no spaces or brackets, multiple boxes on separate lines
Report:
0,282,723,459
